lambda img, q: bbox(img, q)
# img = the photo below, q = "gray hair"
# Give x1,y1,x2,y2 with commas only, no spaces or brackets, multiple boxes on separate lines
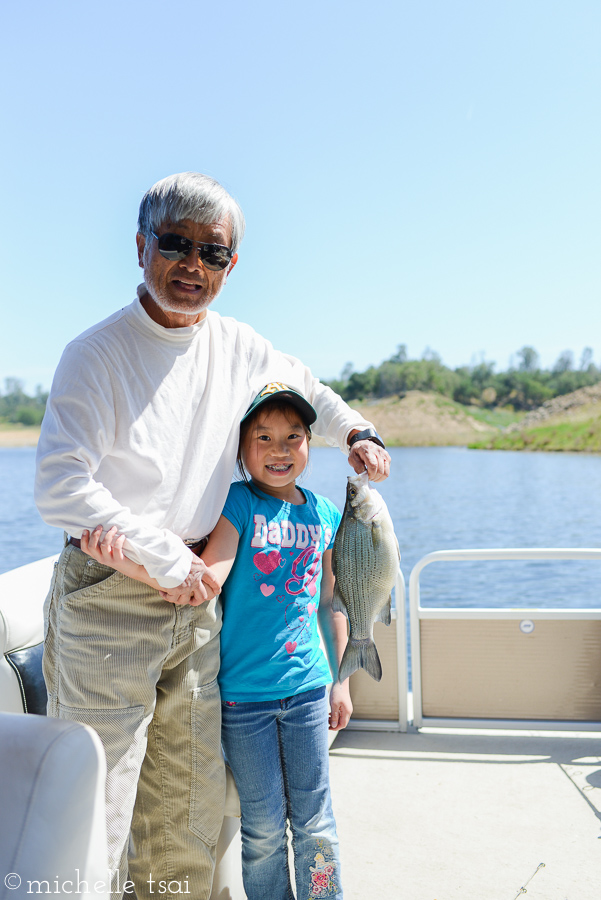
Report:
137,172,246,253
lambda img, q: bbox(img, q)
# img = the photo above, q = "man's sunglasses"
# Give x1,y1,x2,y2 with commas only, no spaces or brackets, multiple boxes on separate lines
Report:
151,231,233,271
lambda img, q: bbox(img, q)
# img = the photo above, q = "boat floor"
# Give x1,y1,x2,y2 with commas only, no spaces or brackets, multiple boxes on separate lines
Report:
328,726,601,899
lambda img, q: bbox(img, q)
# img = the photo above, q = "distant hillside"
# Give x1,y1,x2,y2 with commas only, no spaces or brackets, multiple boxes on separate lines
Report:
312,391,507,447
0,394,503,449
324,345,601,412
470,383,601,452
6,385,600,452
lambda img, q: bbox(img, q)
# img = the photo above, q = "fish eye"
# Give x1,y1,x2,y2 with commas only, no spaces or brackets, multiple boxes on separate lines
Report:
349,487,357,497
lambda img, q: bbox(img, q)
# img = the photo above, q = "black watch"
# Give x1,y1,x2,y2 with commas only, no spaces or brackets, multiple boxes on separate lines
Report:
348,428,386,450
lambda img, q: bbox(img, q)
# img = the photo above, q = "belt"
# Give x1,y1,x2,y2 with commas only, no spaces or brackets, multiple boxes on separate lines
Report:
68,535,209,556
184,536,209,557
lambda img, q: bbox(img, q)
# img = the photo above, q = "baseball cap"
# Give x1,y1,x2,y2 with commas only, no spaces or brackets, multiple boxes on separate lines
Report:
241,382,317,428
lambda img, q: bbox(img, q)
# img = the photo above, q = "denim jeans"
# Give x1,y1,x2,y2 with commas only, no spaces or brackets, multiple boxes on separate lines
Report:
221,685,342,900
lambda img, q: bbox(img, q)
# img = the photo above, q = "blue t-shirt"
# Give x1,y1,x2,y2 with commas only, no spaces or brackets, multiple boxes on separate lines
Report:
218,481,341,701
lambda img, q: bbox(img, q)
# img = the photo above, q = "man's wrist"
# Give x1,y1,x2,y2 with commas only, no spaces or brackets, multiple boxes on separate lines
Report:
348,428,386,450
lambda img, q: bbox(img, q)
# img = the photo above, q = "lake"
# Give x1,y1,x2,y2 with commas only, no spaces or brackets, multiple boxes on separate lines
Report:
2,446,601,609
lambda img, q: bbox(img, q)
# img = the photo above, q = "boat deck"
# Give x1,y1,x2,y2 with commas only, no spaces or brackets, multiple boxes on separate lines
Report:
328,725,601,899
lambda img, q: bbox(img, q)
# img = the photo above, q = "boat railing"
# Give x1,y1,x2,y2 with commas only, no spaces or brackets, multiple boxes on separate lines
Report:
4,550,601,735
409,548,601,731
348,548,601,733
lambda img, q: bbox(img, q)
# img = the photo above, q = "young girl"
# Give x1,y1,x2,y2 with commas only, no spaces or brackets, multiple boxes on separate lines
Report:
82,382,351,900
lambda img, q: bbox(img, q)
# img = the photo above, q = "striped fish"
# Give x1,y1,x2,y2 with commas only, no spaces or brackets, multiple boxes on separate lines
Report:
332,471,400,682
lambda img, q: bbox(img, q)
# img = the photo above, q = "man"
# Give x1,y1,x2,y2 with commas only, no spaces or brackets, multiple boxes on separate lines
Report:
35,172,390,900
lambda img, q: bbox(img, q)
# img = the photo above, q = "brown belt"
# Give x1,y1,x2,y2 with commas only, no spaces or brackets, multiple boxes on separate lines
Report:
185,537,209,557
68,535,208,556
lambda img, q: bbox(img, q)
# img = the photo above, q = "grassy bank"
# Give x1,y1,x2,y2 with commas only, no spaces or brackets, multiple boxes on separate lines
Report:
12,393,595,452
2,393,520,451
470,416,601,452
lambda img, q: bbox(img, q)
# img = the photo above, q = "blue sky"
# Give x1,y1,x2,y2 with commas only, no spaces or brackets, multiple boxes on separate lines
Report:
1,0,600,394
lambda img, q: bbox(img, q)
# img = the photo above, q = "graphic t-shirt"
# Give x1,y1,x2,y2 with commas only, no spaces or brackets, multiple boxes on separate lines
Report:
218,481,341,701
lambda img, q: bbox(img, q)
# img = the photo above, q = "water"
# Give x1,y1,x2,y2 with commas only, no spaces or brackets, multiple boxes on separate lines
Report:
303,446,601,610
0,447,64,574
2,446,601,609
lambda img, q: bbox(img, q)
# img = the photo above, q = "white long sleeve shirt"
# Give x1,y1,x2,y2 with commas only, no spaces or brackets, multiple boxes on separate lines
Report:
35,289,373,588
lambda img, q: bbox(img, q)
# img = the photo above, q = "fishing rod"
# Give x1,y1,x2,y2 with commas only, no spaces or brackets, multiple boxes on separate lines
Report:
512,862,546,898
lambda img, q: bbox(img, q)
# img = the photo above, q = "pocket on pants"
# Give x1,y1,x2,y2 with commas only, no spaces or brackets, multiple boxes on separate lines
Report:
189,678,226,846
63,567,127,609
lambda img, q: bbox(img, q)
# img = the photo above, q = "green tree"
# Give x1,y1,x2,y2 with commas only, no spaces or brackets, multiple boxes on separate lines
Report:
517,346,540,372
390,344,408,364
552,350,574,374
0,377,47,425
344,368,378,401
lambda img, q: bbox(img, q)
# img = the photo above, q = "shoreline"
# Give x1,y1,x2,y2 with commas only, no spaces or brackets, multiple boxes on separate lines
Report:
2,386,599,454
3,427,485,450
0,427,41,448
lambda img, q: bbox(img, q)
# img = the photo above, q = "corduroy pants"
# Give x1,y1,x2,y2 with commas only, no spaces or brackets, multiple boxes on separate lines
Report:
43,540,224,900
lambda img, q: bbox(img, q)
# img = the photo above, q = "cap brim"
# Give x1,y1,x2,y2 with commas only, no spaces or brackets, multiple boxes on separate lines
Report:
241,388,317,427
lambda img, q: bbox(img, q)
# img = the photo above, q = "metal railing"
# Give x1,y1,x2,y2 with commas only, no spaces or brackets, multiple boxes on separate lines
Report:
409,548,601,730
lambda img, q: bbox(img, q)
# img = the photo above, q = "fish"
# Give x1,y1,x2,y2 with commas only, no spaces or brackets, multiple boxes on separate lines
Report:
332,470,400,682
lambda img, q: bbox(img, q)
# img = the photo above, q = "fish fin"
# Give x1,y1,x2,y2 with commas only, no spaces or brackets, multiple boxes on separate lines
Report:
331,586,348,617
376,597,392,626
338,638,382,683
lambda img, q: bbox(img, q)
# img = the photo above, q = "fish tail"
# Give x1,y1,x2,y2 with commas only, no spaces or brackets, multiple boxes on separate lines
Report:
338,638,382,683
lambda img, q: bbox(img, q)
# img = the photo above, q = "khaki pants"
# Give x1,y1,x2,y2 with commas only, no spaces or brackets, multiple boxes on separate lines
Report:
43,541,225,900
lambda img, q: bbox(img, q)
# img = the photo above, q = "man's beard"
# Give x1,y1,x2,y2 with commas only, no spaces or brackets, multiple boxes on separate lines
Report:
145,273,223,317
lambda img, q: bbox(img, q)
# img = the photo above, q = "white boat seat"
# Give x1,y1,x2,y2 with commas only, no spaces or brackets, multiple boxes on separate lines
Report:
0,556,52,714
0,554,244,900
0,711,110,898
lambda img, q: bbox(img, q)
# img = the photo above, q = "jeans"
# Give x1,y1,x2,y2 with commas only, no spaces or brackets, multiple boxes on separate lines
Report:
221,686,342,900
43,540,225,900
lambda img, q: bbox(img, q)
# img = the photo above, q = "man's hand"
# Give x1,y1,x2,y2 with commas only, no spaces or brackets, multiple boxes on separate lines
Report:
348,439,391,482
81,525,125,569
159,557,221,607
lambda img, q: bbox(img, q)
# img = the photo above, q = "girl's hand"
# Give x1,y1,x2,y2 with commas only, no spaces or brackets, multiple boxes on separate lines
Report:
81,525,126,568
158,557,221,606
328,681,353,731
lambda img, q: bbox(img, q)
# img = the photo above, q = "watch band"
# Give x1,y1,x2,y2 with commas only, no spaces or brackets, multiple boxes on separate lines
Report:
348,428,386,450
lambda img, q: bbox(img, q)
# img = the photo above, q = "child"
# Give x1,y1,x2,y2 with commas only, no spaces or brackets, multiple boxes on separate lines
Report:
82,382,351,900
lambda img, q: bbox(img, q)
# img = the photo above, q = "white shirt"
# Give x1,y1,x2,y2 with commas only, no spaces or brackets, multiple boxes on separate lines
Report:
35,290,373,587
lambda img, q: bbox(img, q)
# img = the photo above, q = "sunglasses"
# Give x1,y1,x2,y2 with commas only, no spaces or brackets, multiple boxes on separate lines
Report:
151,231,233,271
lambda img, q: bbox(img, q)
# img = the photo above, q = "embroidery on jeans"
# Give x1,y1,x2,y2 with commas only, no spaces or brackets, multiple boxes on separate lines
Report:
307,842,337,897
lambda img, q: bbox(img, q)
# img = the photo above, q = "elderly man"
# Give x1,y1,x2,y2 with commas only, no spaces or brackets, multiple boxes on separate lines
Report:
35,172,390,900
